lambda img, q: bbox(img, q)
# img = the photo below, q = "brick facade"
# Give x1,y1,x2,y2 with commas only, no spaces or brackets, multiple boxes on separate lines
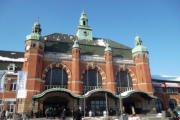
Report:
0,12,179,115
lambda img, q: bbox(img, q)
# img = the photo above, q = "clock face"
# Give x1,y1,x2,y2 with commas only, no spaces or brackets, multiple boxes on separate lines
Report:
83,31,89,36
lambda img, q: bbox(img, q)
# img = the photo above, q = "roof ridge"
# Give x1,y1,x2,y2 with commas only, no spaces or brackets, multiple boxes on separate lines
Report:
0,50,24,53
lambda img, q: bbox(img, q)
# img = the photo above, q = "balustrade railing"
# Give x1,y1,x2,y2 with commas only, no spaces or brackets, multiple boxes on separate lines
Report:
83,86,133,94
117,87,133,94
45,85,67,90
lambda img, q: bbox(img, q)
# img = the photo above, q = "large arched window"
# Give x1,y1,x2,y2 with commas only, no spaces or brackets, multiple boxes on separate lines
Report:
83,69,102,86
115,71,132,87
45,68,68,87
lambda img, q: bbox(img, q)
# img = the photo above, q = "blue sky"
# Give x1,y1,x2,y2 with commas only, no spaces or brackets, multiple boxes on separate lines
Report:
0,0,180,76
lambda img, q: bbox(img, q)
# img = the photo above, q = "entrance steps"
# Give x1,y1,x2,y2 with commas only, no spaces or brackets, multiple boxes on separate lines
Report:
29,117,73,120
27,115,170,120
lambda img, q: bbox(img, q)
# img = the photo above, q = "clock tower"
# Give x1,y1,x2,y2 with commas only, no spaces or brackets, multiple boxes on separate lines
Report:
76,10,93,40
21,21,44,113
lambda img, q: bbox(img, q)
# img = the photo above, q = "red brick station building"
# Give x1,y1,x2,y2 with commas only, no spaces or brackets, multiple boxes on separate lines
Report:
0,11,179,116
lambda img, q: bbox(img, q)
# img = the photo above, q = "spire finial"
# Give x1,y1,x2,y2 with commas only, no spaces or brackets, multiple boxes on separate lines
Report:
80,10,86,19
132,35,147,54
72,38,80,48
136,31,138,36
82,9,85,14
135,36,142,46
37,16,39,23
104,41,112,52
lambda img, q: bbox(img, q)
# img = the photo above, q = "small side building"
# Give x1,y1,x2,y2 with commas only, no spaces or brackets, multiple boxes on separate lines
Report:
152,75,180,112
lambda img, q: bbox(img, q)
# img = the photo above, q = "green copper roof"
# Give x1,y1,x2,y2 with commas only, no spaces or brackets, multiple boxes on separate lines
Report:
26,33,44,41
32,88,156,100
32,88,81,99
132,36,147,54
44,33,132,59
26,21,44,41
121,90,157,99
83,88,119,98
32,88,119,99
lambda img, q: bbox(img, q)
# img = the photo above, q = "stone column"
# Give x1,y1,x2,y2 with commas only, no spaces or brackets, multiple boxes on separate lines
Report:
104,50,116,93
71,42,82,95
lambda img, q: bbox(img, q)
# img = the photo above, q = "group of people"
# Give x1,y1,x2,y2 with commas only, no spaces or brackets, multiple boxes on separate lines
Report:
45,106,70,119
45,106,82,120
0,110,28,120
0,110,10,119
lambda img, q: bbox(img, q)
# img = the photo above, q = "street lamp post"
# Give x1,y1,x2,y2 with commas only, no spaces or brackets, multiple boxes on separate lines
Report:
118,66,124,120
119,93,124,120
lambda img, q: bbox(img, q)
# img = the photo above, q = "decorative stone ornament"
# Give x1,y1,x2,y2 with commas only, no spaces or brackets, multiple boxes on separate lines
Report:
132,36,147,54
104,42,112,52
72,38,80,48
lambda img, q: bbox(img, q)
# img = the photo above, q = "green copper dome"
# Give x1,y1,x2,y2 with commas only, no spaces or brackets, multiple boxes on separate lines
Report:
132,36,147,54
34,22,40,26
26,33,44,41
26,21,44,41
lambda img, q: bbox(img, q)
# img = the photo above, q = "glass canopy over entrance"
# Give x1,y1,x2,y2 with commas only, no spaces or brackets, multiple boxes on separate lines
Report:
32,88,156,117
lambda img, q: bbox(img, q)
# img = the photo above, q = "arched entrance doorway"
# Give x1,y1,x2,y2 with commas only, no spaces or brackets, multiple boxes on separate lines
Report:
43,96,69,117
32,88,80,117
121,90,157,114
44,96,68,107
83,88,119,116
86,97,106,116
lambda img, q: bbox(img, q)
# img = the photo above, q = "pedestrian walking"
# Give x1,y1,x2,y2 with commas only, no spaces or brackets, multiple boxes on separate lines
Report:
22,113,27,120
5,110,9,119
61,108,66,120
168,108,176,120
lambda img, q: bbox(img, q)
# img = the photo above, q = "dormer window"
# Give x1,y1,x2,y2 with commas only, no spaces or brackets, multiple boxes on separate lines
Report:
7,64,16,72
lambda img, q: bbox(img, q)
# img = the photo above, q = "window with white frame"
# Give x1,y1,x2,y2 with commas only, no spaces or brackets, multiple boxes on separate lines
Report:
166,88,178,94
153,87,163,93
7,63,16,72
7,101,16,112
10,79,17,91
